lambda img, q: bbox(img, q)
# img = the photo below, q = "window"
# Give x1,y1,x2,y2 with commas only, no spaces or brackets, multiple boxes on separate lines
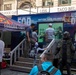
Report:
42,0,53,7
58,0,71,6
19,2,32,9
4,4,12,10
0,0,3,4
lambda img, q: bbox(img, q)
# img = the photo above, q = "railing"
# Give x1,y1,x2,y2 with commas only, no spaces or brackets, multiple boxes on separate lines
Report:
9,39,25,66
9,38,55,67
33,39,55,66
40,39,55,57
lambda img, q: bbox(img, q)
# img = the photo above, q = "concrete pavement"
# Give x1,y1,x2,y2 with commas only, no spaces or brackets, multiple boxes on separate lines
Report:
1,68,76,75
1,68,29,75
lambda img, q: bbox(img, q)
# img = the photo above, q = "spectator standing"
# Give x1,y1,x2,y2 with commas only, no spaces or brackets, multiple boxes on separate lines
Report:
0,32,5,71
29,52,61,75
45,23,55,46
24,23,35,57
32,28,38,42
55,26,63,40
0,32,5,61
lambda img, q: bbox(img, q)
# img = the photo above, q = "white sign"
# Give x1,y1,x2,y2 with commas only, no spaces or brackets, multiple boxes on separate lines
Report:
0,5,76,16
57,6,76,12
0,10,17,16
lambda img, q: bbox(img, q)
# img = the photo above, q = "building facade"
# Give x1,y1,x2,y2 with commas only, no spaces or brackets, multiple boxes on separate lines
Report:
0,0,76,16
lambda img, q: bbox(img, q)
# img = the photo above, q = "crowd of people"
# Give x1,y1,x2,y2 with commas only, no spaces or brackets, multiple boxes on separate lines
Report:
24,23,75,75
0,22,75,75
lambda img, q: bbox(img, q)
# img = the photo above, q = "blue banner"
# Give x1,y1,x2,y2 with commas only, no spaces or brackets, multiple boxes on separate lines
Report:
12,11,76,42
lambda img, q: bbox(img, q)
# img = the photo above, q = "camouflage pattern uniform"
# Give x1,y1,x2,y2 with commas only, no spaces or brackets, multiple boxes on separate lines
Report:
57,39,75,75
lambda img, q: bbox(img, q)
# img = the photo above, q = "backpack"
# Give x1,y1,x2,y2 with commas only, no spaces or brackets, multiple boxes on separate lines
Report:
1,60,7,69
29,49,35,58
37,65,58,75
29,47,37,58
